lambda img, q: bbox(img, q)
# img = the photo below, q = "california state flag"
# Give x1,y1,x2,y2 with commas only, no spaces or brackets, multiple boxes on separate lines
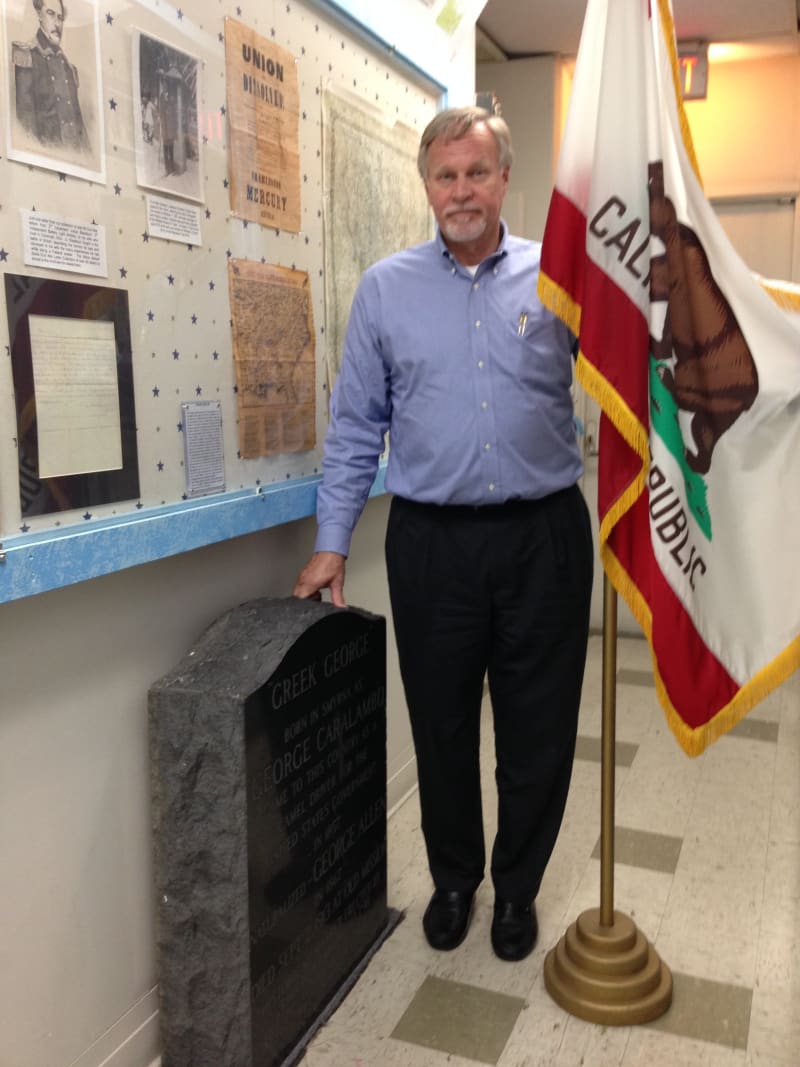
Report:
539,0,800,754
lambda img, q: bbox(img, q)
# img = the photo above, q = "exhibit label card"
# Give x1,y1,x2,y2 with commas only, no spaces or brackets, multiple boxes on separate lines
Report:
146,195,203,245
224,18,301,232
28,315,122,478
182,401,225,497
22,210,108,277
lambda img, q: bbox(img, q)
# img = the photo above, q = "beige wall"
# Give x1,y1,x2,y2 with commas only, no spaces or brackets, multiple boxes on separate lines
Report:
476,56,561,239
687,54,800,198
479,51,800,228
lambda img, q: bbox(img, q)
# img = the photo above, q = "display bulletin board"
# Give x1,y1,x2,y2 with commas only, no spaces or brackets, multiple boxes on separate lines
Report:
0,0,452,603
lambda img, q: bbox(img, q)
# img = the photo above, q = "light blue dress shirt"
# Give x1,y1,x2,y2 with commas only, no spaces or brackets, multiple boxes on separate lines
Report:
315,223,583,557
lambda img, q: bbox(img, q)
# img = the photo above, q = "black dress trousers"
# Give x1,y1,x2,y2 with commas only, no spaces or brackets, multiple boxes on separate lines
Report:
385,484,593,903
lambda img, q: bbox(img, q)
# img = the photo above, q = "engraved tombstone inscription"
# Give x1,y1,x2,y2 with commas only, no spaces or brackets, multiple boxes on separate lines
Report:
149,597,388,1067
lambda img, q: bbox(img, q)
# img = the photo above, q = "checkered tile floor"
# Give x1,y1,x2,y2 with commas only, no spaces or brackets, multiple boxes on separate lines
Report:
302,634,800,1066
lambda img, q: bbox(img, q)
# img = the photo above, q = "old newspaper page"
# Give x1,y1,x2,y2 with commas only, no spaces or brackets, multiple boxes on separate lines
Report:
228,258,315,458
224,19,300,232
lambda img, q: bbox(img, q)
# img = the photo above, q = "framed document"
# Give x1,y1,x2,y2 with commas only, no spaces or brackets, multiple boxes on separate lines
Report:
5,273,139,517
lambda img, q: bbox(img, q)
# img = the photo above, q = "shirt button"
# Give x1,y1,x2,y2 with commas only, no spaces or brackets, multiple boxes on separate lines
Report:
484,442,491,451
481,401,488,409
488,483,495,492
477,360,484,369
472,281,479,290
475,320,481,328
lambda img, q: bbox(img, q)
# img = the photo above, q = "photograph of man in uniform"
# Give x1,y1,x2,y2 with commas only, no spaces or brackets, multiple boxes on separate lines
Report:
4,0,104,181
132,30,203,203
13,0,88,150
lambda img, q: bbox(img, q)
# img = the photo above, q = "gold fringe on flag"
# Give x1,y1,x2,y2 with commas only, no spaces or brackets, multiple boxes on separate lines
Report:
761,280,800,312
656,0,702,186
536,271,582,338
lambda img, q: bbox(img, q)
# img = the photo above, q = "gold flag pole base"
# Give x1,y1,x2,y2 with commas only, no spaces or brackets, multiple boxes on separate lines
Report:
544,906,672,1026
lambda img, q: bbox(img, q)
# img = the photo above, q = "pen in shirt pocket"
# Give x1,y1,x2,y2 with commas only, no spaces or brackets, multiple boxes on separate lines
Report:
517,311,528,336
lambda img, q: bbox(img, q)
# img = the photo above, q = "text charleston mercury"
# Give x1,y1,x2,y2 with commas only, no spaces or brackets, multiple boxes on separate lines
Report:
239,41,289,213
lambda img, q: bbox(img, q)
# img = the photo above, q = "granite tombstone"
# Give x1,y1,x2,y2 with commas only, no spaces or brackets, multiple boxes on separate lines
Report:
149,596,389,1067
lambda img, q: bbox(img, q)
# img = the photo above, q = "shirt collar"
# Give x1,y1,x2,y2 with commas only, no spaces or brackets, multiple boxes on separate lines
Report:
436,219,510,271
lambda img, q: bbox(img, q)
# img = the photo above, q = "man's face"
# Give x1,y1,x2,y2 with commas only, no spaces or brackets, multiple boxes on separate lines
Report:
38,1,64,45
423,122,509,264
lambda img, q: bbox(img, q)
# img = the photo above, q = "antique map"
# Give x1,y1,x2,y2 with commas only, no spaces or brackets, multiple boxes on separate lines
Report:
322,90,433,388
228,258,315,457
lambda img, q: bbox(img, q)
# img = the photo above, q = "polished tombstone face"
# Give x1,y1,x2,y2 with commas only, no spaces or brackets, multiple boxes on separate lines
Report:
423,122,509,264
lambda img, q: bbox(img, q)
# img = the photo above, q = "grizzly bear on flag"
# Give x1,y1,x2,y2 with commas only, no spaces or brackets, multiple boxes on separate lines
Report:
647,160,759,474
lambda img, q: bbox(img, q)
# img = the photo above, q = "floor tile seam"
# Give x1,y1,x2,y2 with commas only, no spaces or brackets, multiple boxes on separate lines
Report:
765,829,800,850
420,968,540,1008
671,854,770,886
649,951,759,1012
655,949,761,994
381,969,758,1063
702,726,783,756
588,834,684,878
375,973,539,1062
695,760,779,790
612,785,698,840
648,863,680,951
622,759,704,802
686,781,778,808
605,823,685,846
760,751,786,875
597,852,682,879
754,889,800,931
678,822,772,849
678,738,780,887
663,863,767,901
641,969,755,1053
676,848,771,877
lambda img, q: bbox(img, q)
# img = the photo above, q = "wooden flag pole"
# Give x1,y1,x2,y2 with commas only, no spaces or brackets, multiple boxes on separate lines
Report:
543,574,673,1024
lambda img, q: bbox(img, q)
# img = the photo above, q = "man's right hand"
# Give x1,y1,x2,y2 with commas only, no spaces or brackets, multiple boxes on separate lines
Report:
293,551,347,608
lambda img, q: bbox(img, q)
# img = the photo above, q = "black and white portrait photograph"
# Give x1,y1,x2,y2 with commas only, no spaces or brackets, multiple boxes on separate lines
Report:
132,29,203,203
2,0,104,181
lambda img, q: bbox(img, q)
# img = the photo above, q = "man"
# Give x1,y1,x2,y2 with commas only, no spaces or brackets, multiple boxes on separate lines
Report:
12,0,89,151
294,107,593,962
159,81,177,175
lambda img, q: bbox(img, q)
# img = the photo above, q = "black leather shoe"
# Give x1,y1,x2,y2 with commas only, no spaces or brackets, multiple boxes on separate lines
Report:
491,899,538,961
422,889,474,950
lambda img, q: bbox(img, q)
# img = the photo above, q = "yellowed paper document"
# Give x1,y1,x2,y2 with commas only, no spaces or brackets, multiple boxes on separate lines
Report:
28,315,122,478
225,19,301,232
228,258,315,458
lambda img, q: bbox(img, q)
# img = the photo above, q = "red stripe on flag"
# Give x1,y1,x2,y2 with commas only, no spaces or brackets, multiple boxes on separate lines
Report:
543,189,741,731
542,189,651,432
541,188,588,313
609,461,740,727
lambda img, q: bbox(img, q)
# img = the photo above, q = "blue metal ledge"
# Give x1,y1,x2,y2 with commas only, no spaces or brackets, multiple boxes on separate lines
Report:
0,465,387,604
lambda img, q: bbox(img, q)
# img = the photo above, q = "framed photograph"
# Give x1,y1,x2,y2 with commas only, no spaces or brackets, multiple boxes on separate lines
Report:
132,28,203,204
2,0,105,182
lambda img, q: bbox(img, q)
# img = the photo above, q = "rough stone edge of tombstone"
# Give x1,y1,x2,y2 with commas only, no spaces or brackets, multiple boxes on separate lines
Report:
148,596,386,1067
